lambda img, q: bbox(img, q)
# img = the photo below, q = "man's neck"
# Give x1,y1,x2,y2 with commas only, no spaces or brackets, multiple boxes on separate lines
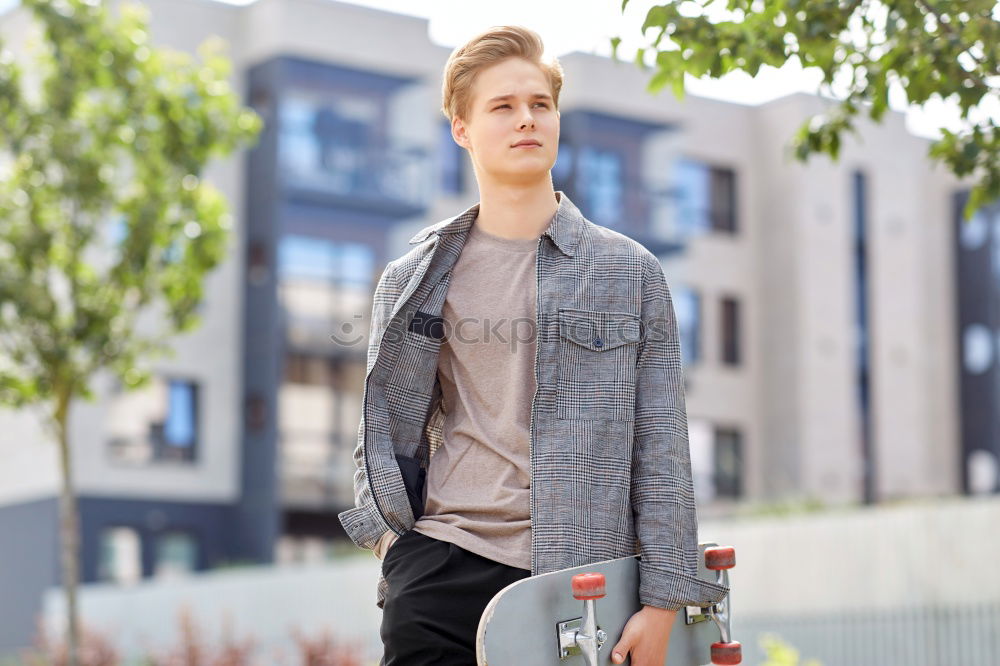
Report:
473,180,559,241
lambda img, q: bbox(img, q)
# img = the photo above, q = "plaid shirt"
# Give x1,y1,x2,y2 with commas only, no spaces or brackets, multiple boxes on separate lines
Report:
338,191,730,611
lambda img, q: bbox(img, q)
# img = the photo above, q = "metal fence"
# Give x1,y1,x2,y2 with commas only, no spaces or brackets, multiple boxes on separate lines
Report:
732,600,1000,665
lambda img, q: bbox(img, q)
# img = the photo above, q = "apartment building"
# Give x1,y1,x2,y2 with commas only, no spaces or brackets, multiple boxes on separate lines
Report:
0,0,992,656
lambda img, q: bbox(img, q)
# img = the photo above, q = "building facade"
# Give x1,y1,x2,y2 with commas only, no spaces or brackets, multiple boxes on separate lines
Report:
0,0,991,656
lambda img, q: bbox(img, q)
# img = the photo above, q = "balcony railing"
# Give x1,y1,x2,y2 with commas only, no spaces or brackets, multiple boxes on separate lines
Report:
279,431,355,509
278,139,432,214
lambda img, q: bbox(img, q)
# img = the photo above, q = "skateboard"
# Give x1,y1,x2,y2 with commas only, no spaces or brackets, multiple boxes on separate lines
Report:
476,543,740,665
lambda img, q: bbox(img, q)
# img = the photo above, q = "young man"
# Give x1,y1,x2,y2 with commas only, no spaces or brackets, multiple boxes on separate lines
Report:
337,25,729,666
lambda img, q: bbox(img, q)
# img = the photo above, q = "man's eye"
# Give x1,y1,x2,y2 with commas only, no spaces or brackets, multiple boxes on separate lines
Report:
493,103,550,110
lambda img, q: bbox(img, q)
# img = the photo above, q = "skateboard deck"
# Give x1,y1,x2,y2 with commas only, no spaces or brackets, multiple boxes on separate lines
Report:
476,542,739,665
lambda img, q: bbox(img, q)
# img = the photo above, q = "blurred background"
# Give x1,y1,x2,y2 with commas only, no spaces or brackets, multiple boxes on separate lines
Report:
0,0,997,664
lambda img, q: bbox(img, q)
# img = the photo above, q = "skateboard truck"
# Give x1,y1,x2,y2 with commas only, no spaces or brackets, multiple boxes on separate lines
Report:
556,547,742,665
684,546,742,665
557,572,607,666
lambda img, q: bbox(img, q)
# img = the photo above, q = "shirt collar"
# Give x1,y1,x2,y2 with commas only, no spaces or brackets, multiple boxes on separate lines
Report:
407,190,583,257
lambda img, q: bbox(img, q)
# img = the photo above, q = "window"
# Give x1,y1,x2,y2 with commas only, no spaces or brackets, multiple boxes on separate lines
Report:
277,236,374,287
107,377,199,464
277,235,375,349
279,356,364,508
551,141,573,185
284,353,333,385
713,427,743,499
98,527,142,584
675,160,737,235
439,120,465,195
162,381,197,458
155,531,199,579
688,419,714,503
576,146,624,227
720,296,741,366
278,92,378,192
274,82,430,207
963,324,994,374
673,285,701,366
853,170,875,502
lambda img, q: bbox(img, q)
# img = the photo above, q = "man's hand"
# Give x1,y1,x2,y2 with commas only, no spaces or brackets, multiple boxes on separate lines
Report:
373,530,398,561
610,605,677,665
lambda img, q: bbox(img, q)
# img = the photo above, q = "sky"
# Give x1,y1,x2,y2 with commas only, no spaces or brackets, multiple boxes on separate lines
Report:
0,0,995,141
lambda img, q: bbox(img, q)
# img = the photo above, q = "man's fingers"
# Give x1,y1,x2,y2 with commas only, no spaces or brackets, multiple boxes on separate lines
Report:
611,632,631,664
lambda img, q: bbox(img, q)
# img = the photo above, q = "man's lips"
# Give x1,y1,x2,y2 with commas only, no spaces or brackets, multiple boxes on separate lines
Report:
512,140,541,148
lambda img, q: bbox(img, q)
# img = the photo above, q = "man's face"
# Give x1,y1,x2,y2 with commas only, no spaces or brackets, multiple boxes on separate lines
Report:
452,57,560,186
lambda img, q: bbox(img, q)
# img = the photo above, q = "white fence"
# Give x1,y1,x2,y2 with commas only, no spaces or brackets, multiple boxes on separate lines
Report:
733,601,1000,665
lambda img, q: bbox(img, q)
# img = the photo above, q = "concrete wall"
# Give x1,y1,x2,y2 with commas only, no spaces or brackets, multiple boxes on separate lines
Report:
704,495,1000,613
42,554,386,665
0,498,58,656
35,497,1000,663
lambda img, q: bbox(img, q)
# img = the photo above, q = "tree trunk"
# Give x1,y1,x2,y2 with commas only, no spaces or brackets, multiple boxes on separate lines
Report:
55,401,81,666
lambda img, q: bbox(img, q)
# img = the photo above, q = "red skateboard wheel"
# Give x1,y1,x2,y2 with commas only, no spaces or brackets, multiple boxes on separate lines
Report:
571,572,606,600
710,640,742,664
704,546,736,570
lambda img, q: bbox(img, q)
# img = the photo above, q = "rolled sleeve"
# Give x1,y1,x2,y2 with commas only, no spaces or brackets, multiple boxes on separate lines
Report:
631,253,729,610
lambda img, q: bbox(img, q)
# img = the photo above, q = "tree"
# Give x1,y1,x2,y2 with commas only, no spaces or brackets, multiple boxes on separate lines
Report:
0,1,262,664
612,0,1000,220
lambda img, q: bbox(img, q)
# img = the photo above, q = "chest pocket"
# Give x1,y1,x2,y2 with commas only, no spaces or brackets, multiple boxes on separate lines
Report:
556,308,642,421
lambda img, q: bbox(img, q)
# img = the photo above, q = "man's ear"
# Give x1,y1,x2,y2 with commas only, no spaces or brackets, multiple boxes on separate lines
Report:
452,116,471,151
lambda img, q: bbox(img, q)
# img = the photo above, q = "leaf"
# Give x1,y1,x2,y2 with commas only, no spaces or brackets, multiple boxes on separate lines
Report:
671,73,686,100
647,68,671,94
618,0,999,202
0,0,262,415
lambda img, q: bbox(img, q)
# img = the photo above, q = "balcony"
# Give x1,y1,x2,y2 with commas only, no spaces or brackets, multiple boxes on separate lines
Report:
278,383,360,510
277,94,432,217
279,142,431,216
276,237,374,358
279,431,355,509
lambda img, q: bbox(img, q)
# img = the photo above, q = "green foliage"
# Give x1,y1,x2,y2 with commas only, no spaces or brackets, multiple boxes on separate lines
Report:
759,633,824,666
208,558,264,571
614,0,1000,220
735,494,832,519
0,0,262,416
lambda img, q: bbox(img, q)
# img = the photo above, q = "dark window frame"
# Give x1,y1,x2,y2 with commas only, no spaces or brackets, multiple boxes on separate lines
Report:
674,285,702,366
676,158,739,236
153,527,202,576
720,295,741,366
106,375,201,466
155,377,200,463
713,426,743,499
97,524,144,583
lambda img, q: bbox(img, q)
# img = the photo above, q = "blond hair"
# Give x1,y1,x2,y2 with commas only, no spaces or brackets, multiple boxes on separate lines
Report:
441,25,564,123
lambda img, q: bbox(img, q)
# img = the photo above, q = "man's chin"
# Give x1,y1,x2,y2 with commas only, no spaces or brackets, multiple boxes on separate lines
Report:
493,160,554,178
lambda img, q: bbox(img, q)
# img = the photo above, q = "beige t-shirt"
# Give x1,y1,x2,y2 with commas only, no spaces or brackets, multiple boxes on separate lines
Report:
373,217,543,568
413,218,539,569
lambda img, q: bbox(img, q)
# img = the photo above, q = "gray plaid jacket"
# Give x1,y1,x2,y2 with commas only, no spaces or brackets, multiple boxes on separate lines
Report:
337,191,730,612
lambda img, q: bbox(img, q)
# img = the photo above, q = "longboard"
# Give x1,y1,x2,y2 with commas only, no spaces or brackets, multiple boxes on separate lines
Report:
476,543,741,665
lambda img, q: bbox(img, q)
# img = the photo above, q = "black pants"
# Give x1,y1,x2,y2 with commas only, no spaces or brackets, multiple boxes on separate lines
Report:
379,529,531,665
